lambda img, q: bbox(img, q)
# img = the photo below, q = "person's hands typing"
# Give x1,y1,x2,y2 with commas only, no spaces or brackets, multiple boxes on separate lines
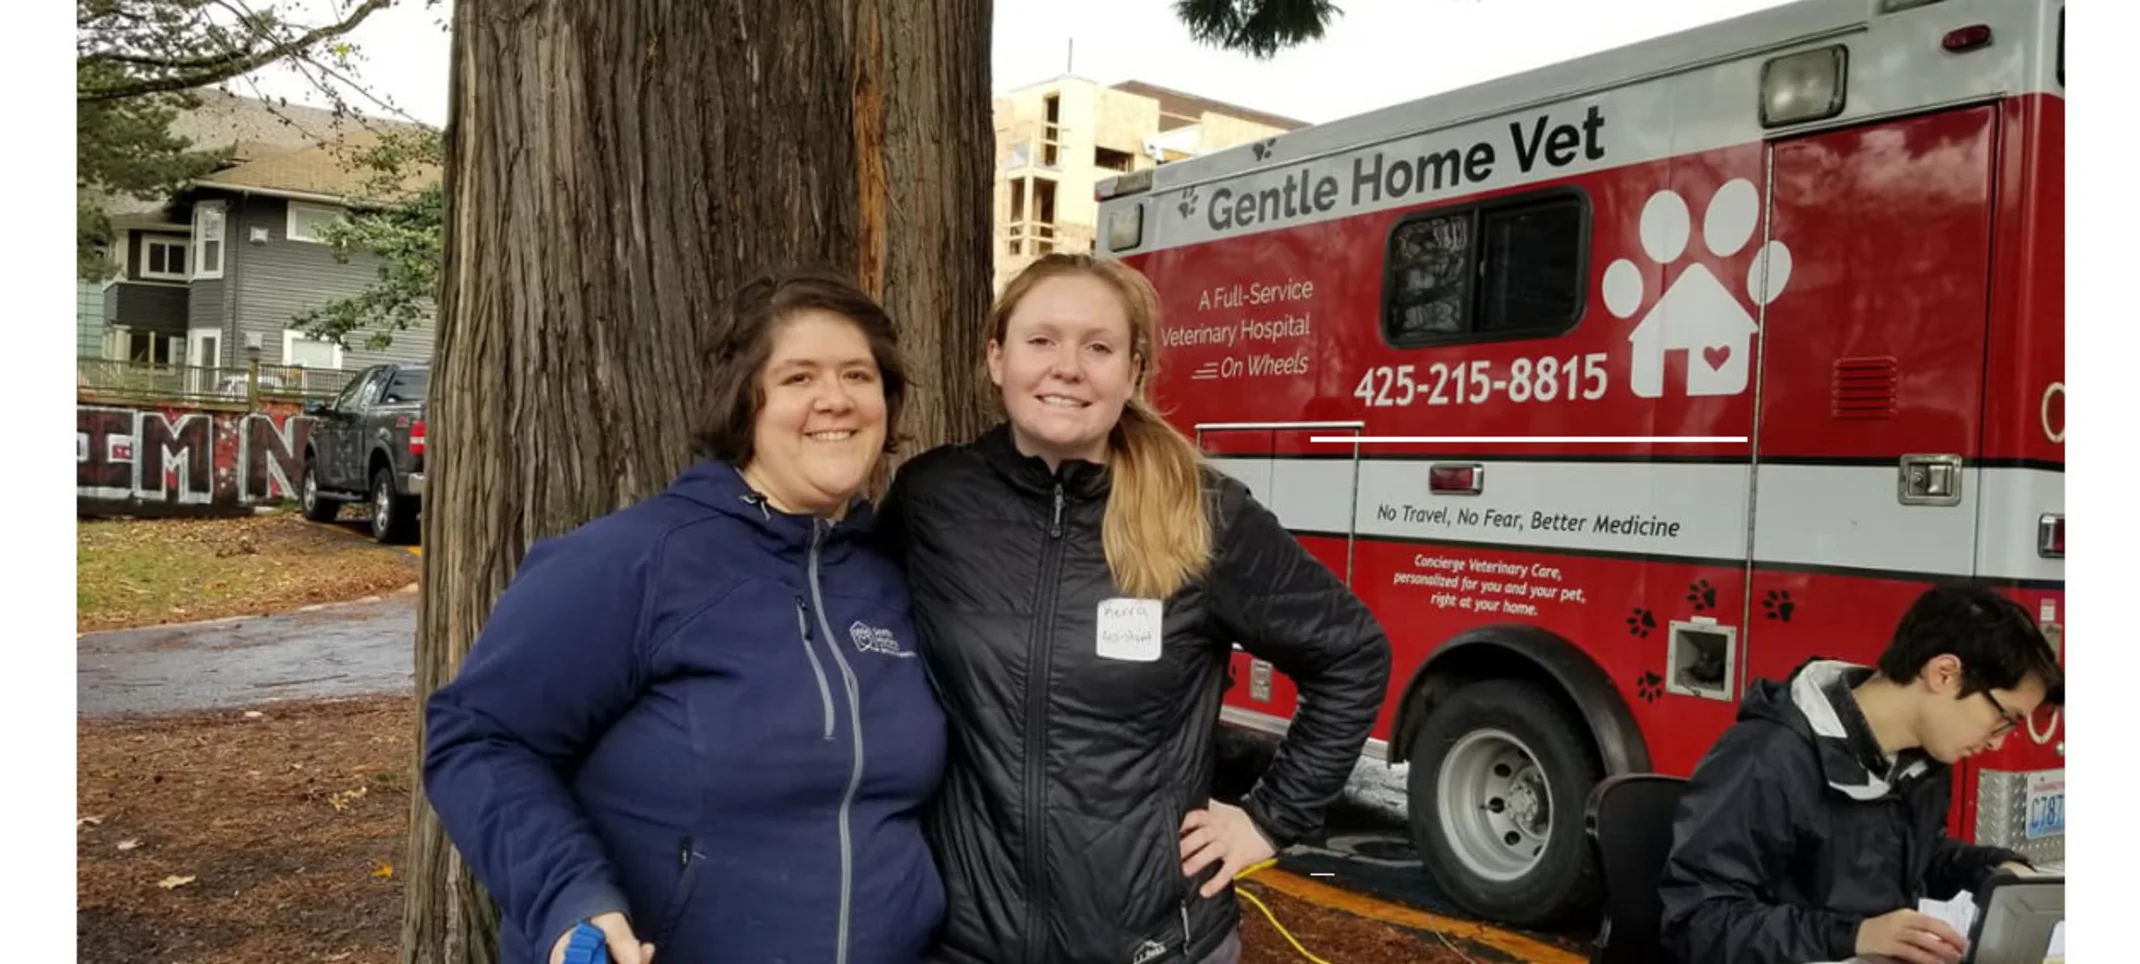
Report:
1855,907,1967,964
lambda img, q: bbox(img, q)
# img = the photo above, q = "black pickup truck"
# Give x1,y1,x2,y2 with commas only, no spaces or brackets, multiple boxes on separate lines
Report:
298,362,427,544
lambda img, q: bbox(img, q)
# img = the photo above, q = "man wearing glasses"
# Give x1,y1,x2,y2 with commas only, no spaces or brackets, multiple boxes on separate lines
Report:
1657,584,2064,964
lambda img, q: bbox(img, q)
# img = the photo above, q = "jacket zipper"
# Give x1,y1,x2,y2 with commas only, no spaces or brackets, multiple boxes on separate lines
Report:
1025,481,1067,963
793,598,836,740
1170,789,1192,954
809,520,864,964
657,834,704,943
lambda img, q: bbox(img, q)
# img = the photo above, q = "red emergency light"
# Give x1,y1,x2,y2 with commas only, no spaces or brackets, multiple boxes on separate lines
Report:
1428,463,1483,495
1943,25,1993,52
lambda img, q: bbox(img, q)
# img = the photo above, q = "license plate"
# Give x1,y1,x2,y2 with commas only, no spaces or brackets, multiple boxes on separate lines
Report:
2025,769,2065,840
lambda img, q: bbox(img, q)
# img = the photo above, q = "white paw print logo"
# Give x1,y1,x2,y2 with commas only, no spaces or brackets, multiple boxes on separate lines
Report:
1602,179,1792,399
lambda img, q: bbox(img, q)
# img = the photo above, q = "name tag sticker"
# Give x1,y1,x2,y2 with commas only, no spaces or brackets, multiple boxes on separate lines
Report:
1096,598,1164,662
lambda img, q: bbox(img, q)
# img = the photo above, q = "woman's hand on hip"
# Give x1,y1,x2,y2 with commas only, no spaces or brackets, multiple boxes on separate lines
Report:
1178,801,1277,898
550,912,654,964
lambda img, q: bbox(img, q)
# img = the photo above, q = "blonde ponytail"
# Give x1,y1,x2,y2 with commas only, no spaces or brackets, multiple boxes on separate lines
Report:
1104,397,1213,599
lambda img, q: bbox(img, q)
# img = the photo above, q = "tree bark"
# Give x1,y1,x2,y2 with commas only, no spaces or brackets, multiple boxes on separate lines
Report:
399,2,993,962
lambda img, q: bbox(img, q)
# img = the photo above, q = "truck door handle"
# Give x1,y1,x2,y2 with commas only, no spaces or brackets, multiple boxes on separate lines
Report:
1897,454,1963,506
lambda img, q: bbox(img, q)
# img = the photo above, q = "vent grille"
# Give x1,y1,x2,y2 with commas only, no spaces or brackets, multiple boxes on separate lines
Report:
1832,357,1898,419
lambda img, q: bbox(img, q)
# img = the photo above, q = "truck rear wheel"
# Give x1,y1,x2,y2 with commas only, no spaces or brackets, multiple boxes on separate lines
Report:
1405,677,1603,927
370,466,418,545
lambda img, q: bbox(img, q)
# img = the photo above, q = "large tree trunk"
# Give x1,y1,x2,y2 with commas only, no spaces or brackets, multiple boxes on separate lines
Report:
398,2,993,962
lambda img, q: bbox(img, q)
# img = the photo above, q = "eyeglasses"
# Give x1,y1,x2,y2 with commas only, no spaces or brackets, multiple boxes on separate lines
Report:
1980,689,2022,736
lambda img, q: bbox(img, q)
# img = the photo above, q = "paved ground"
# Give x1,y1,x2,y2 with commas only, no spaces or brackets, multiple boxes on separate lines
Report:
76,590,415,717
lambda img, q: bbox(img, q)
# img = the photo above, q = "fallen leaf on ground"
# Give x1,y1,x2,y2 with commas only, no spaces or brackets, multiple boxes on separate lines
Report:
158,875,196,889
371,861,393,878
116,839,140,851
78,815,104,828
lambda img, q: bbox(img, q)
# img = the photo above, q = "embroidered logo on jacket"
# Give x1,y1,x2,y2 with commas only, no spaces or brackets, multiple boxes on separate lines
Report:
848,620,913,658
1130,939,1169,964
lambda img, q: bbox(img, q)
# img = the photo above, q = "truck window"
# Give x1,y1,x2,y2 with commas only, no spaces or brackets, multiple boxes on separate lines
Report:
327,368,377,410
354,372,386,408
385,369,429,403
1383,190,1588,347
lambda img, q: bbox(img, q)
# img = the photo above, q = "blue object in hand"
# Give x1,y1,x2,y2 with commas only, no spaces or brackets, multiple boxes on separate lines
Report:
559,921,609,964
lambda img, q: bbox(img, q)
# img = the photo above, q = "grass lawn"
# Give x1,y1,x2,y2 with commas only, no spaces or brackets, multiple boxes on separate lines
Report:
77,511,421,633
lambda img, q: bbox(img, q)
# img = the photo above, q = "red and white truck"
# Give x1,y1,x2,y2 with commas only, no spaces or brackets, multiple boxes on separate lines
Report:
1095,0,2064,926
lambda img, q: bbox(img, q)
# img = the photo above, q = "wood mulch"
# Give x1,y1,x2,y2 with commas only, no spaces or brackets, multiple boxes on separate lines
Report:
77,695,413,964
77,694,1543,964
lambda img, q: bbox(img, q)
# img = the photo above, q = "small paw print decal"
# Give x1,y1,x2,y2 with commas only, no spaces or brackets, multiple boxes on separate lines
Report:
1763,589,1796,622
1626,607,1656,638
1602,178,1792,400
1176,186,1200,220
1636,670,1664,704
1686,579,1717,612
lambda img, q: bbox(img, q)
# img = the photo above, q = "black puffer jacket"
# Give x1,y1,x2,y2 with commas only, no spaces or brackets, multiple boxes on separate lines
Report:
1657,659,2030,964
879,423,1391,964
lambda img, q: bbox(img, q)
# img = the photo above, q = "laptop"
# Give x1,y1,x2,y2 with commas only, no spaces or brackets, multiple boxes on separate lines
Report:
1962,868,2064,964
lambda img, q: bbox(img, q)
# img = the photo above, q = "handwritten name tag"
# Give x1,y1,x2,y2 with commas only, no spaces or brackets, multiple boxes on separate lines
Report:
1095,598,1164,662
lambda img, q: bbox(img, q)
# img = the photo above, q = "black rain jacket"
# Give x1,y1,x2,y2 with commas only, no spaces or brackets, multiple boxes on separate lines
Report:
878,423,1392,964
1657,659,2030,964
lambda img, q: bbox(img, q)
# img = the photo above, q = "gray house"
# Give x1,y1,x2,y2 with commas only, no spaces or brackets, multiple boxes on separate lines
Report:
95,91,438,388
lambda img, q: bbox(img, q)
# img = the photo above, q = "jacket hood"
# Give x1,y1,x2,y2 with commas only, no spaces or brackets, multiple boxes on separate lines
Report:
1740,658,1933,802
664,457,878,560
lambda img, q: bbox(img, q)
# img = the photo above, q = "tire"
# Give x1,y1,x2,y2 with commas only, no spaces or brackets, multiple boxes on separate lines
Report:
299,457,340,522
1405,677,1604,927
370,466,418,544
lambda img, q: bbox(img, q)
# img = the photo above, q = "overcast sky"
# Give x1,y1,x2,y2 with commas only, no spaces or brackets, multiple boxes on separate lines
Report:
235,0,1798,131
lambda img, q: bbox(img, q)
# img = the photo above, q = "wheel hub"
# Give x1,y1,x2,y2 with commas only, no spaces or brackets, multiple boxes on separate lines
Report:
1436,728,1554,883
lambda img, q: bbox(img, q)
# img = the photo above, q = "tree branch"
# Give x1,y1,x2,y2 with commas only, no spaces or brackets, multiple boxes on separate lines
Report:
77,0,392,103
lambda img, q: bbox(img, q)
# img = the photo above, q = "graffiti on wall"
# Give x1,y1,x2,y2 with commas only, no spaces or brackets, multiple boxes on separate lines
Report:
77,404,315,508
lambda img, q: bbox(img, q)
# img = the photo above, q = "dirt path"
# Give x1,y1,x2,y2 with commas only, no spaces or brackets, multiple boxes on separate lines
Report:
77,591,416,718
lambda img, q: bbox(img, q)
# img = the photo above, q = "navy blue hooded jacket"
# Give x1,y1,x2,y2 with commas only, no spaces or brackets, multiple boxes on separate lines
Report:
422,458,947,964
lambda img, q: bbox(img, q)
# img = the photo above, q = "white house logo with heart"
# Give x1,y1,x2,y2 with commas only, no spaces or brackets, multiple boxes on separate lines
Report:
1602,179,1792,398
849,620,913,658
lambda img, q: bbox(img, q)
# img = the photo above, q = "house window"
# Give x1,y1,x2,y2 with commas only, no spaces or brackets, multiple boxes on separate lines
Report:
1382,190,1589,347
287,202,344,243
192,201,226,279
282,329,343,370
141,236,190,281
118,327,179,365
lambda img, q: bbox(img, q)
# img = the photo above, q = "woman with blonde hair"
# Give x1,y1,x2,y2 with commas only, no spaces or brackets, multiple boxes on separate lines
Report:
879,253,1392,964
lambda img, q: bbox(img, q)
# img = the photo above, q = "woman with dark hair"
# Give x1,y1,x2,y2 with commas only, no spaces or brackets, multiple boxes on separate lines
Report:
422,269,946,964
